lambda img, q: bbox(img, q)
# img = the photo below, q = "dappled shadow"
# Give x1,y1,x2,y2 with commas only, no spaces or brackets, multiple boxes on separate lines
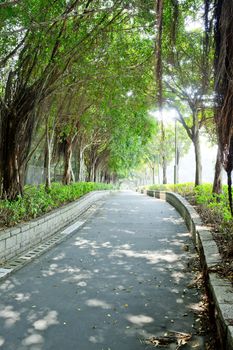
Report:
0,191,205,349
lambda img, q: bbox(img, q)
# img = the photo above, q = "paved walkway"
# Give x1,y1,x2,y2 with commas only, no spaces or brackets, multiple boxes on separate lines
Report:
0,191,206,349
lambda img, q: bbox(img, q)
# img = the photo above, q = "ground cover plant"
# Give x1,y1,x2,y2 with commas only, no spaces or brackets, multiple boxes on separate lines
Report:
0,182,113,228
147,182,233,282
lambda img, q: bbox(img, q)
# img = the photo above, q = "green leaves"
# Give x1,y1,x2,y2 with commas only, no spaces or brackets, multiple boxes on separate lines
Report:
0,182,114,227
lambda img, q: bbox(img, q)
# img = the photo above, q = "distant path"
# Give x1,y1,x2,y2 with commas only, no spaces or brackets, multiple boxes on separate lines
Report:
0,191,205,349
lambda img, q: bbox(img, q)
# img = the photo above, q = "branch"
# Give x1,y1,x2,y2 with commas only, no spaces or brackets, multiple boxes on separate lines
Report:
0,33,27,68
1,1,120,35
168,103,193,140
25,131,46,167
0,0,21,8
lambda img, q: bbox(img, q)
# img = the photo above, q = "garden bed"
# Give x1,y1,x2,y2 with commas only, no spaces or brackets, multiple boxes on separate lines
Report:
147,183,233,284
0,182,114,229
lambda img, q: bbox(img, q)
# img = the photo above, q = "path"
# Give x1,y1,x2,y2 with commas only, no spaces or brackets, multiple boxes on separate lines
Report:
0,191,206,349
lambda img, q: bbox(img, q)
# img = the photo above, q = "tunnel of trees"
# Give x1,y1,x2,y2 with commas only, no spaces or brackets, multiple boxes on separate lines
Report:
0,0,232,210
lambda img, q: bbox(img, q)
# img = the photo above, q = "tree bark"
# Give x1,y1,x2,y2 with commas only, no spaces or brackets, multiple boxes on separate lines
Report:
63,141,73,185
79,149,85,182
162,155,167,184
44,124,53,191
1,145,23,199
212,146,222,194
0,105,35,199
193,132,202,186
152,166,155,184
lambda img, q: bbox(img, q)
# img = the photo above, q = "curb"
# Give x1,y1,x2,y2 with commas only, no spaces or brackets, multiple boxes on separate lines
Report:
0,220,87,281
0,190,112,280
144,189,233,350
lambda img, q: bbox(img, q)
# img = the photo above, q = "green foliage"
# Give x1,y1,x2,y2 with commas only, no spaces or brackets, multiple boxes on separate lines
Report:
0,182,114,227
148,182,195,196
148,182,233,222
194,184,232,222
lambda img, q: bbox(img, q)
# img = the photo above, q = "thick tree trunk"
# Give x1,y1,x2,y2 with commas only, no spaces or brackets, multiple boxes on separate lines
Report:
0,81,38,199
63,142,73,185
1,147,24,199
193,132,202,186
0,110,34,199
212,146,222,194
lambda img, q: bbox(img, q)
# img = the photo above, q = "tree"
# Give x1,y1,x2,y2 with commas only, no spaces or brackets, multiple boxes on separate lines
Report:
0,0,133,198
154,0,214,186
210,0,233,212
145,120,191,184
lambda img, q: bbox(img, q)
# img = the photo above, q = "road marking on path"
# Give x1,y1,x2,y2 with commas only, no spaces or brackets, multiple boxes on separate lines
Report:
61,221,85,235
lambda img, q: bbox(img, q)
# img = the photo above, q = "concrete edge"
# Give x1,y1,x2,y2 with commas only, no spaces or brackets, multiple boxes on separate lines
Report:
0,190,113,265
144,189,233,350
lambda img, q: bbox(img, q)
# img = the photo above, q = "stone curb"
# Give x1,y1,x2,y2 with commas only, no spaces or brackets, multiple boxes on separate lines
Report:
144,189,233,350
0,197,106,282
0,190,112,267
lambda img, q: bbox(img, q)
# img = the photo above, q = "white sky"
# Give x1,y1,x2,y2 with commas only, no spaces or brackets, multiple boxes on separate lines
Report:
166,135,227,184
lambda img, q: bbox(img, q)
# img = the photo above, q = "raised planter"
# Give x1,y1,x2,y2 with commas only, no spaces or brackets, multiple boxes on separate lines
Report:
146,189,233,350
0,190,111,265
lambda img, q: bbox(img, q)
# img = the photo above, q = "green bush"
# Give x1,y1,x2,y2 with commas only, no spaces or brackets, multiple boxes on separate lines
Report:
0,182,114,227
148,182,195,196
148,182,233,222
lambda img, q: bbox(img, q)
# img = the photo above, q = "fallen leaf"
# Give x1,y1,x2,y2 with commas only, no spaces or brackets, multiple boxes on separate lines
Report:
143,331,192,348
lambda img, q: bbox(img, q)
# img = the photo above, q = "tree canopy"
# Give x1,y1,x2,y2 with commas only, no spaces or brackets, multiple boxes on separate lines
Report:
0,0,231,205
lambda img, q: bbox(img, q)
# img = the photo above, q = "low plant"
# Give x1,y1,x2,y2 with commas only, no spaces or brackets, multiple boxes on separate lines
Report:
0,182,114,228
148,182,233,222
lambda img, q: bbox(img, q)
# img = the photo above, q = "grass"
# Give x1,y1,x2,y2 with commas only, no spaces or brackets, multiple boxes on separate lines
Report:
0,182,114,228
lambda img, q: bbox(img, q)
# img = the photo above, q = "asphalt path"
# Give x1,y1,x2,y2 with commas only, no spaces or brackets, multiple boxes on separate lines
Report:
0,191,206,349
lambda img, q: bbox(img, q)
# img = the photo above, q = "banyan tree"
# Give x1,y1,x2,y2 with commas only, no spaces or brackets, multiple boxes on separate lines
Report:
212,0,233,213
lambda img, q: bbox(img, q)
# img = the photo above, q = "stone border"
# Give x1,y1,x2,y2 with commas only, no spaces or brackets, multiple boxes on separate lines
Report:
0,190,111,265
145,189,233,350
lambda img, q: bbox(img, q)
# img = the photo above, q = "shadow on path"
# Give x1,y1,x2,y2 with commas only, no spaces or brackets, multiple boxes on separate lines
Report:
0,191,205,349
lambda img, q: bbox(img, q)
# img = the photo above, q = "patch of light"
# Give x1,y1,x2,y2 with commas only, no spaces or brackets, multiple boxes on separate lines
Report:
126,314,154,326
0,337,4,347
33,311,59,331
185,16,203,32
0,306,20,327
85,299,112,310
148,108,179,123
89,334,104,344
14,293,31,302
22,334,44,346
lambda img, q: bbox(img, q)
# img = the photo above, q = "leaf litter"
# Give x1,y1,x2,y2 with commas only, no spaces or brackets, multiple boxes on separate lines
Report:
141,331,192,349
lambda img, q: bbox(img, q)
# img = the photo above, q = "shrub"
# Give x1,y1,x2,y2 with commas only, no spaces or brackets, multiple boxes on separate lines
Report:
147,182,233,222
0,182,114,228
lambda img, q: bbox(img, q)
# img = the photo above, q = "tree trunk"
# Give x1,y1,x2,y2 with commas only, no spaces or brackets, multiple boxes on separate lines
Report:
212,146,222,194
70,167,75,183
0,79,40,199
79,147,86,182
152,166,156,184
162,155,167,184
0,110,34,199
1,146,24,199
45,127,52,191
63,141,73,185
90,157,98,182
193,132,202,186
